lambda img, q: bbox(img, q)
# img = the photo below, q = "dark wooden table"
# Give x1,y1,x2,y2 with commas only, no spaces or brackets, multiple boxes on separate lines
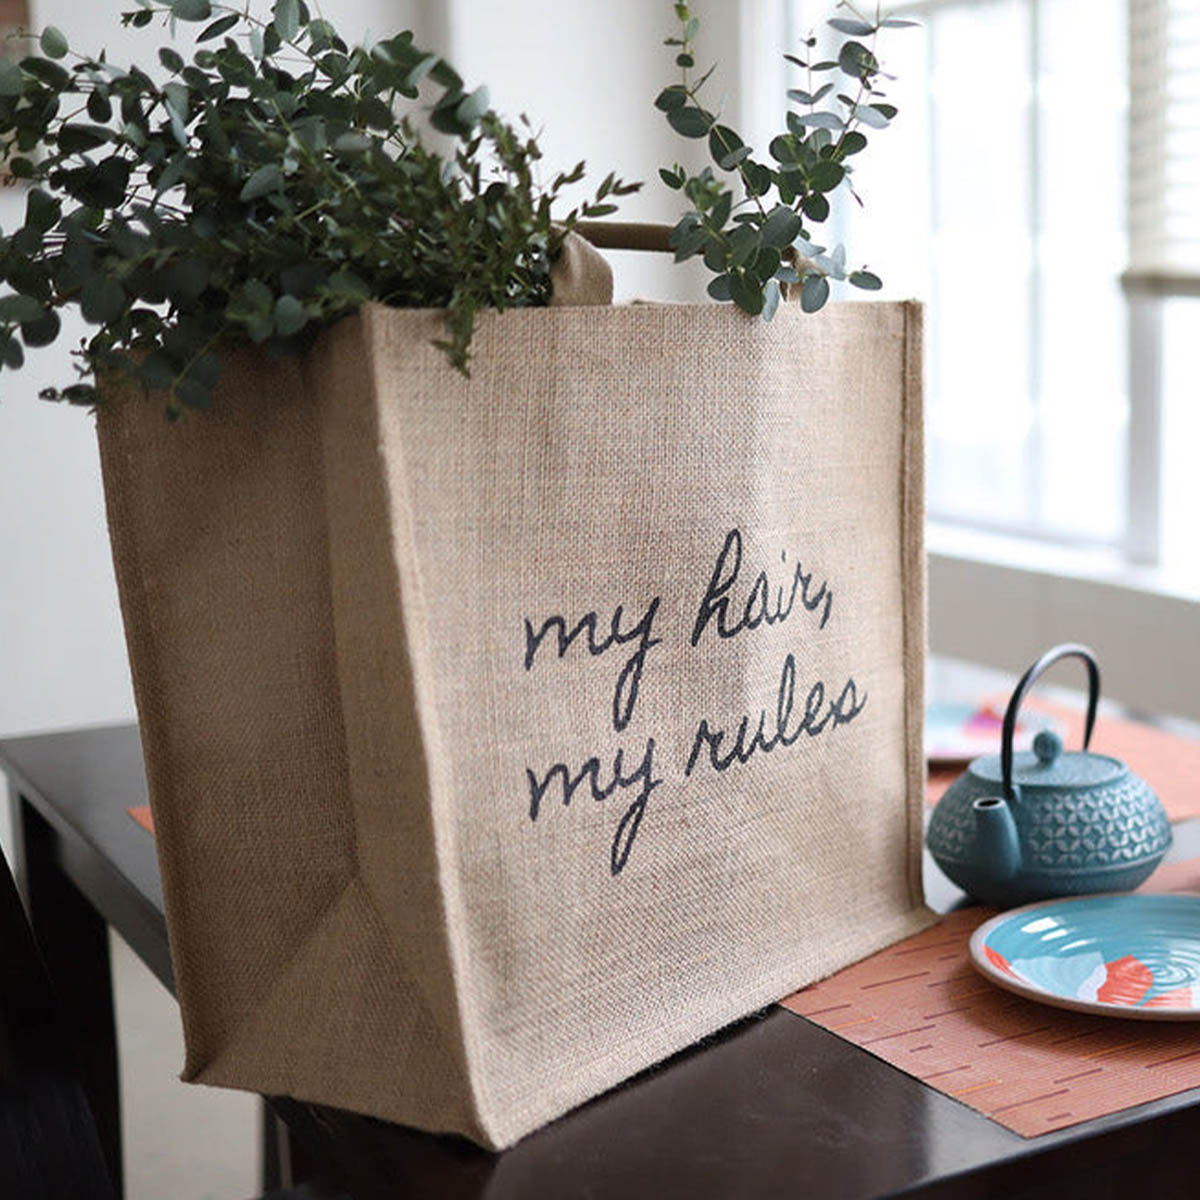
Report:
4,714,1200,1199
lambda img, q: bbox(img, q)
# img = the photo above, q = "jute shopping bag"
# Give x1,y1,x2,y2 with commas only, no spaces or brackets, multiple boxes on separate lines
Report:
97,295,932,1149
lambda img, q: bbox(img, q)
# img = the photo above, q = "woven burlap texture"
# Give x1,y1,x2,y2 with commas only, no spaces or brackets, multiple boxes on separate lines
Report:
97,299,932,1149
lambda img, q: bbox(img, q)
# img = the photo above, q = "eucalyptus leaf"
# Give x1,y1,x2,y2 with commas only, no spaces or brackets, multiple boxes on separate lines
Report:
838,41,879,79
0,294,45,324
404,54,441,88
751,246,781,282
170,0,212,21
273,0,300,42
239,163,284,201
729,270,764,316
709,189,732,231
792,111,844,131
828,17,875,36
849,269,882,290
707,273,732,301
654,85,688,112
708,124,744,170
175,375,211,410
20,308,62,348
25,188,61,234
57,123,113,154
1,337,25,369
0,59,22,96
761,277,781,321
139,351,178,391
198,13,239,41
40,26,68,59
760,205,802,249
164,81,189,119
80,276,126,324
667,106,710,138
727,223,757,267
800,273,829,312
87,90,113,122
808,160,845,193
454,85,490,127
741,160,772,197
801,191,830,222
853,105,891,129
273,293,307,336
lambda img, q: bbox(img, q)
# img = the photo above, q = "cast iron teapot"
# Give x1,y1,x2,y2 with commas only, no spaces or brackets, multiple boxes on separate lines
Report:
926,643,1172,907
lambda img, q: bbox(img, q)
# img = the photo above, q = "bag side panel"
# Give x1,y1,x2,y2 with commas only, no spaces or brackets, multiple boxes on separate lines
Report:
900,301,928,906
95,354,358,1082
309,311,486,1139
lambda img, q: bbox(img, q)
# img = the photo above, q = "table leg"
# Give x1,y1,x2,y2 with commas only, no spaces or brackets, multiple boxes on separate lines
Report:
10,791,124,1199
262,1100,284,1189
263,1099,322,1191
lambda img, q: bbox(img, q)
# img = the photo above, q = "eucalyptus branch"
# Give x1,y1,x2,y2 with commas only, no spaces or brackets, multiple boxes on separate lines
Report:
657,1,911,317
0,0,640,413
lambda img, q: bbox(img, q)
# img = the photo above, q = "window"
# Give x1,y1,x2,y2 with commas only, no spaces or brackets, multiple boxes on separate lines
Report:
785,0,1200,585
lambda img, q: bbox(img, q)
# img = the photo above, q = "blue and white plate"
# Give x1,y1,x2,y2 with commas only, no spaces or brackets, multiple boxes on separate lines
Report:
970,894,1200,1020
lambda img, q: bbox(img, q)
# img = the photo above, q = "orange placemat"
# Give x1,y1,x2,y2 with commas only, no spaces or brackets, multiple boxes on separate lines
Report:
928,700,1200,821
783,855,1200,1137
128,803,155,835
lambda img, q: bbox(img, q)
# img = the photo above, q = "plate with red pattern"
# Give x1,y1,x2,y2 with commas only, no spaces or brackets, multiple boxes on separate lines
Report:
970,894,1200,1020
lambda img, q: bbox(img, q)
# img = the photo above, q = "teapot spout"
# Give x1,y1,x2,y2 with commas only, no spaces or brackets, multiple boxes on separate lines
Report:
972,796,1022,885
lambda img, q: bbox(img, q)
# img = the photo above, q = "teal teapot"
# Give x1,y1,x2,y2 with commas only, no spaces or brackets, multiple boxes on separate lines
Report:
926,644,1172,907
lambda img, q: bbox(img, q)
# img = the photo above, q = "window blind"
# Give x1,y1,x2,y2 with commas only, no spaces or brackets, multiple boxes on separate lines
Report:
1128,0,1200,290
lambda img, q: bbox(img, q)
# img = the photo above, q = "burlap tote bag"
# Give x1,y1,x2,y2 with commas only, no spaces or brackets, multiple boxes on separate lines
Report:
96,256,931,1149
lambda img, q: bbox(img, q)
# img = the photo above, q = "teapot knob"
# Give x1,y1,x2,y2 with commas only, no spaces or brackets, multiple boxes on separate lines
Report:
1033,729,1062,765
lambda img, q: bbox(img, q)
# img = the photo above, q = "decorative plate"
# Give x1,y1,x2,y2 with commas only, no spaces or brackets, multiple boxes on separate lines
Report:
970,894,1200,1020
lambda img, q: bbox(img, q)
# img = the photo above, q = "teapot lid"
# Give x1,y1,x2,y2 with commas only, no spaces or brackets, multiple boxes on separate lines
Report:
969,729,1127,790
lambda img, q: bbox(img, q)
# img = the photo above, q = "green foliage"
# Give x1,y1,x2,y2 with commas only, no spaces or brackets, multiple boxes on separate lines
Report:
0,4,638,415
658,1,906,318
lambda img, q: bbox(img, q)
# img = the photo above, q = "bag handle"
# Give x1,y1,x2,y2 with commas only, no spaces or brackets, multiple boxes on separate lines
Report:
1000,642,1101,802
556,220,809,306
574,221,674,254
548,222,674,308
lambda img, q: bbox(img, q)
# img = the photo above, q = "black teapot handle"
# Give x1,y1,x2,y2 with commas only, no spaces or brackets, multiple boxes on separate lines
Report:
1001,643,1100,802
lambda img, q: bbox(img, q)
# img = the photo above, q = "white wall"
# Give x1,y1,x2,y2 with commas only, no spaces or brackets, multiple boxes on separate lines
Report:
444,0,738,302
